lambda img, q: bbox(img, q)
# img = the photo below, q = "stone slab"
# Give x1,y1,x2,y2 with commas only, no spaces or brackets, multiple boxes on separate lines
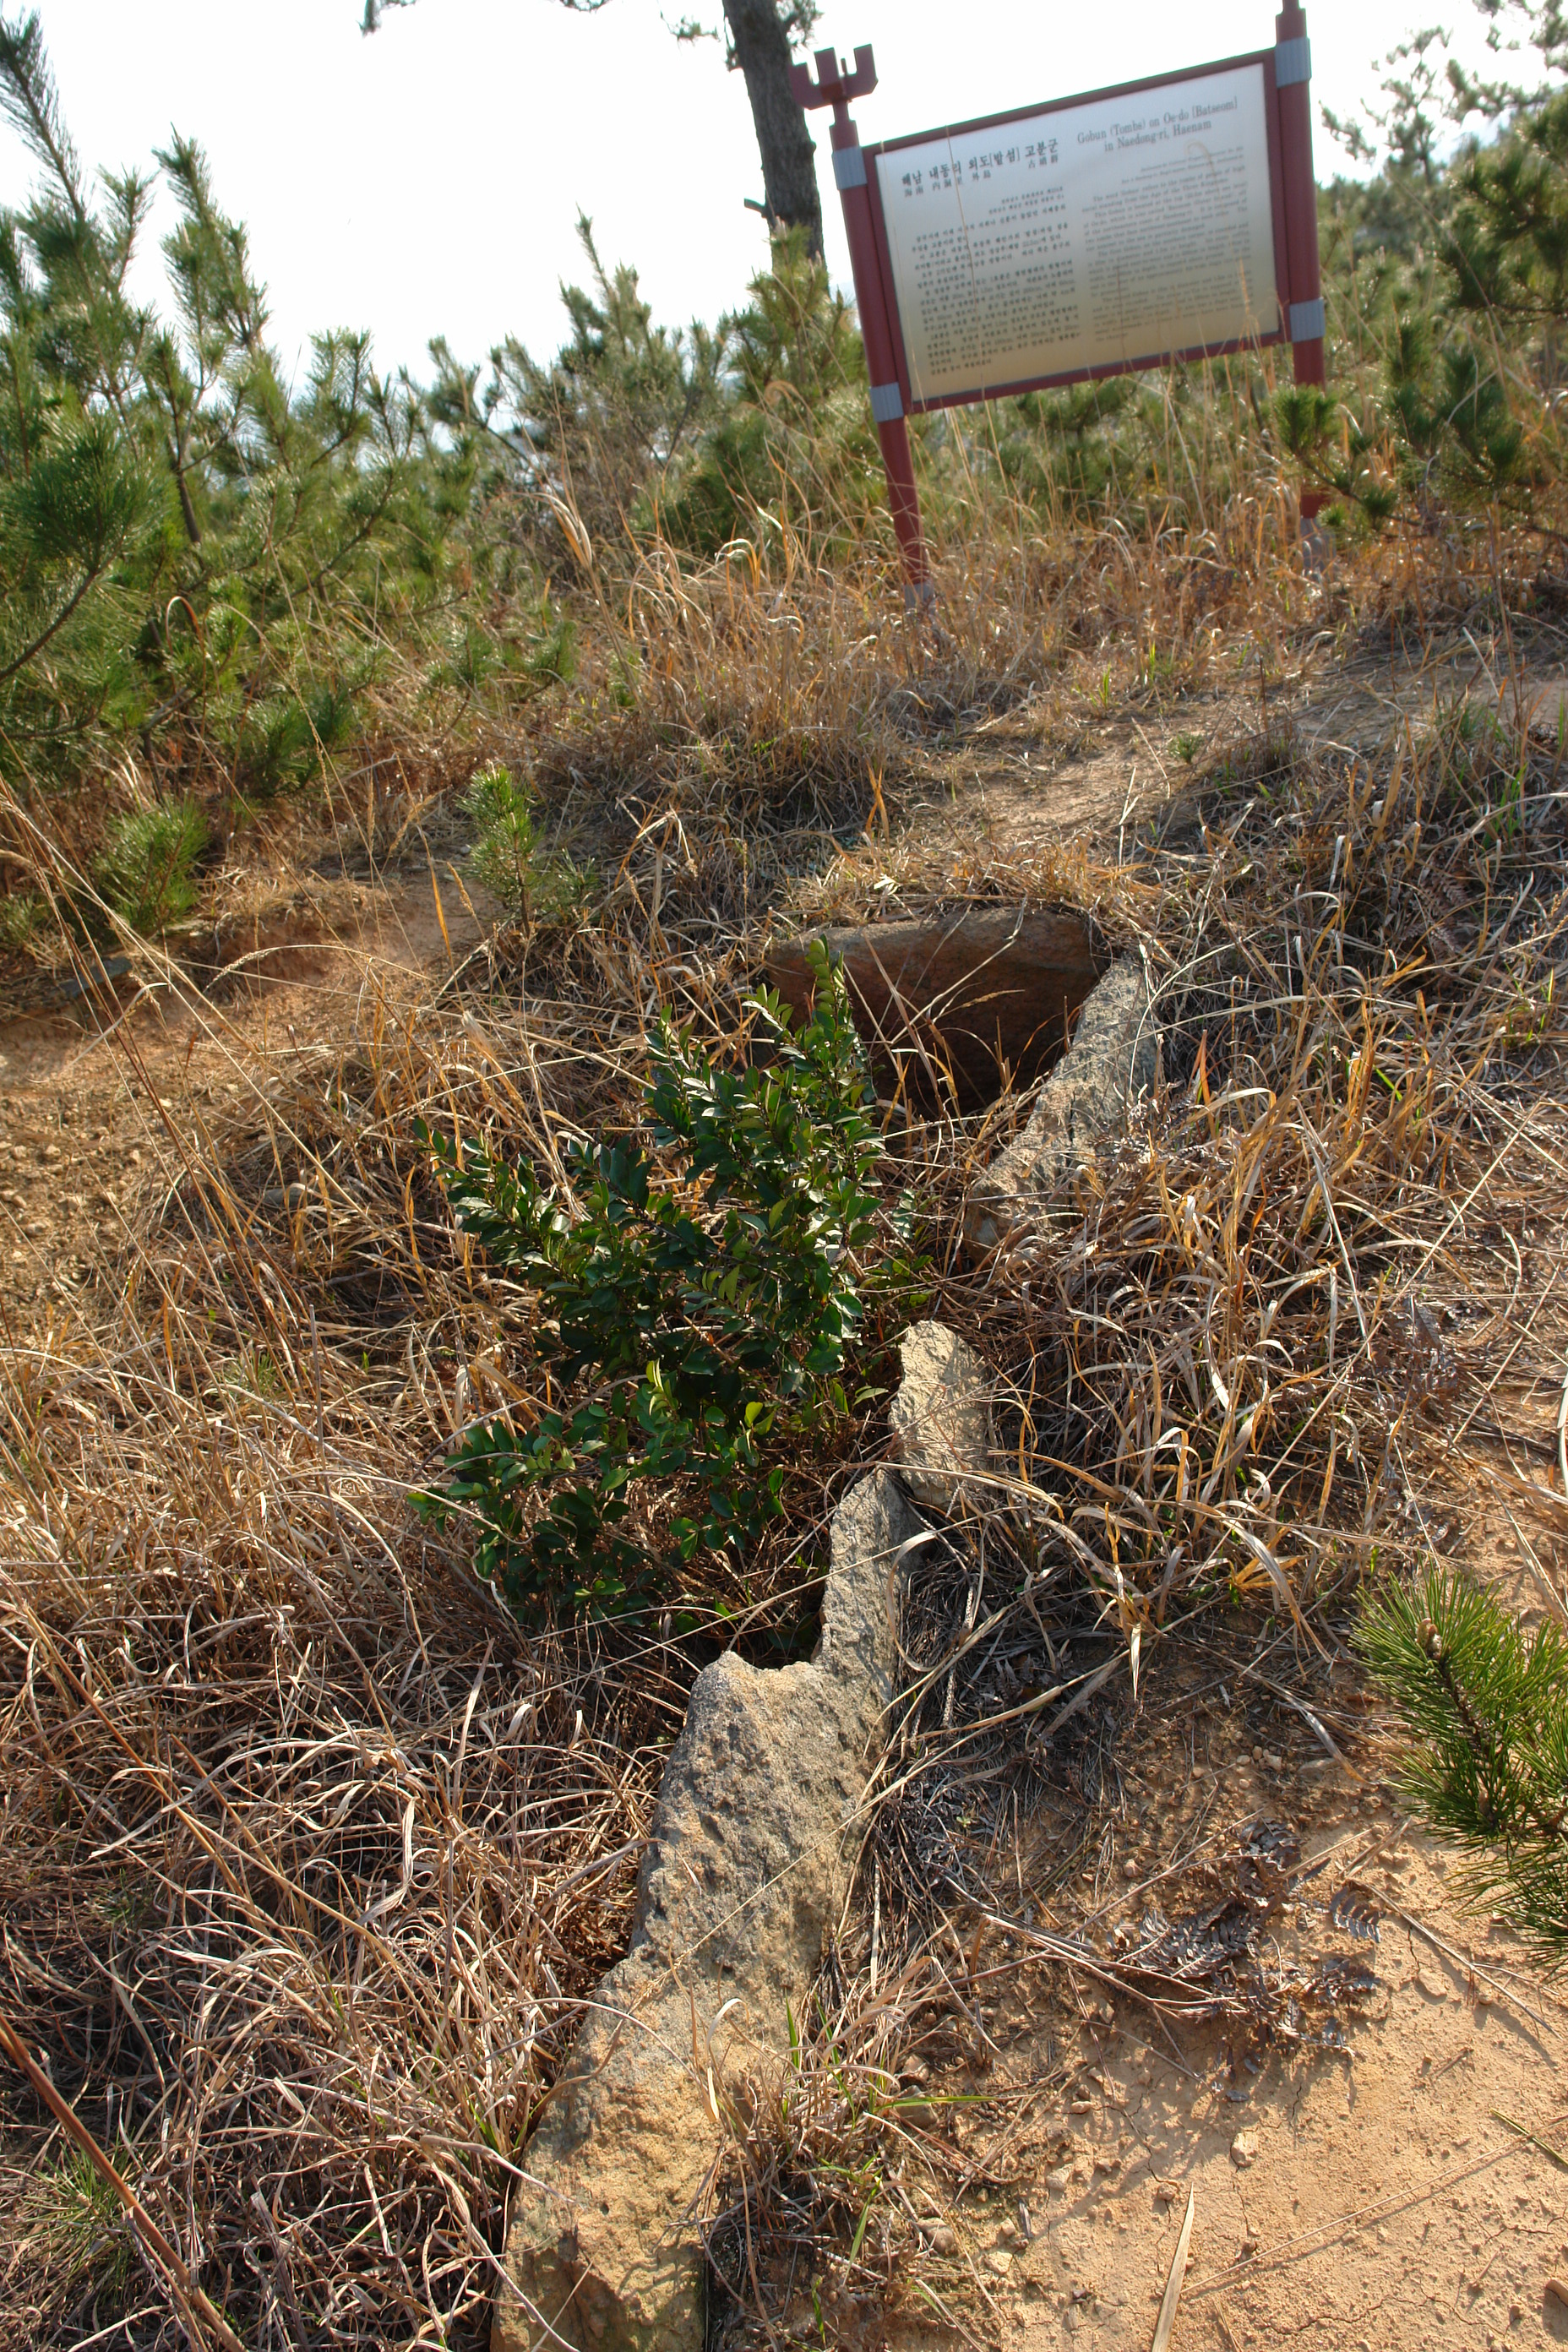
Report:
765,907,1104,1107
493,1470,922,2352
964,956,1156,1255
889,1321,995,1516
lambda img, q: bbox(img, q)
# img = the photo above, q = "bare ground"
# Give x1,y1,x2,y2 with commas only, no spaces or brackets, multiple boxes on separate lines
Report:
924,1605,1568,2352
0,869,489,1333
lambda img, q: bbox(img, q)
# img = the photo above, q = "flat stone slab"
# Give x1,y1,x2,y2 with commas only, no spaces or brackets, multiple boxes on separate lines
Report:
965,956,1156,1255
494,1471,923,2352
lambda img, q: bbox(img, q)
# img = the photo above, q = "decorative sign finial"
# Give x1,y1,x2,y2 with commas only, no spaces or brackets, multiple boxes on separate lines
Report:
789,44,877,117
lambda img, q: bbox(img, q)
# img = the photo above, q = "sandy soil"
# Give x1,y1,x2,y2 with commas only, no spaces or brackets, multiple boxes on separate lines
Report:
951,1736,1568,2352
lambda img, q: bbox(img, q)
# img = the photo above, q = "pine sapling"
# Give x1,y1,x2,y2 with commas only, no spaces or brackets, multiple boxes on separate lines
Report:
462,763,541,919
96,798,208,937
462,761,590,926
1358,1563,1568,1958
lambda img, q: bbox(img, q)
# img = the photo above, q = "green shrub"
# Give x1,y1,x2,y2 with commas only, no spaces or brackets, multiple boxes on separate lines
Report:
417,944,922,1624
96,798,208,935
1358,1563,1568,1958
515,592,577,692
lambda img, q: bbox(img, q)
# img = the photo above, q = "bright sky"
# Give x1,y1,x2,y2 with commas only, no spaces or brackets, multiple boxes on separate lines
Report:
0,0,1510,391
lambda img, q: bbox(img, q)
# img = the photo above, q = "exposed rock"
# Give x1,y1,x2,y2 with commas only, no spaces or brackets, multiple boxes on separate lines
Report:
493,1470,922,2352
965,956,1157,1255
889,1320,994,1514
765,906,1104,1107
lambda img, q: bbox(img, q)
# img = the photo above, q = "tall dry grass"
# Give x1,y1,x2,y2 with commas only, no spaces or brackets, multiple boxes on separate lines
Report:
0,741,901,2347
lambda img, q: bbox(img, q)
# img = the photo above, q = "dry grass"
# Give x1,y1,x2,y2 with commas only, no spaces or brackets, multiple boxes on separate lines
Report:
0,1517,659,2347
3,489,1568,2349
992,695,1568,1611
0,941,716,2344
692,669,1568,2344
0,743,900,2349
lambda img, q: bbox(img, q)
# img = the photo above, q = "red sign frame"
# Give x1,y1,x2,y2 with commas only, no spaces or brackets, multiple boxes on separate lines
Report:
792,4,1326,596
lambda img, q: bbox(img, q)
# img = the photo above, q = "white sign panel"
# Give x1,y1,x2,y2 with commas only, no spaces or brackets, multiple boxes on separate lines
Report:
874,63,1281,406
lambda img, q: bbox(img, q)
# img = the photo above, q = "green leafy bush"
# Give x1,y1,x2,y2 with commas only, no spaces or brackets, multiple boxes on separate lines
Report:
1358,1563,1568,1957
96,798,208,935
1439,342,1530,496
418,944,921,1624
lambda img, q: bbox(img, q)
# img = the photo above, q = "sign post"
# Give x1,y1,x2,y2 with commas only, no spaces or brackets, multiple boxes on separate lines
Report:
796,5,1327,585
1274,0,1327,519
789,45,933,604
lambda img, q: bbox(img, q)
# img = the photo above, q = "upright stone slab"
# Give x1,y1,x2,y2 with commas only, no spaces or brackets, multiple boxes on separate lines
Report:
493,1470,921,2352
765,907,1104,1107
964,956,1156,1255
889,1321,995,1515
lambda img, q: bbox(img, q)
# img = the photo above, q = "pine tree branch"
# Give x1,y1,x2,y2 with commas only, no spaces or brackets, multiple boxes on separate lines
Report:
0,558,105,689
1428,1631,1568,1848
1367,1572,1568,1952
0,10,87,227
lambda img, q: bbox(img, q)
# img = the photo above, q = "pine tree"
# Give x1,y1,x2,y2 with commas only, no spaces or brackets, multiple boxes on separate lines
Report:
0,9,475,803
476,215,725,553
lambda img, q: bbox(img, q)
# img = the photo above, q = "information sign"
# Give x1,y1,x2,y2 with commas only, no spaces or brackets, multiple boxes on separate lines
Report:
872,62,1283,408
792,5,1325,596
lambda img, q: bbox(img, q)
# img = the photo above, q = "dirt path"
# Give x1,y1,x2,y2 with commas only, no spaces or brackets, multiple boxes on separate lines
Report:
971,1771,1568,2352
900,635,1545,882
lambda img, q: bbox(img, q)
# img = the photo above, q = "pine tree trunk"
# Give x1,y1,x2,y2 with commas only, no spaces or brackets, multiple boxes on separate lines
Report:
721,0,823,258
172,456,202,547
